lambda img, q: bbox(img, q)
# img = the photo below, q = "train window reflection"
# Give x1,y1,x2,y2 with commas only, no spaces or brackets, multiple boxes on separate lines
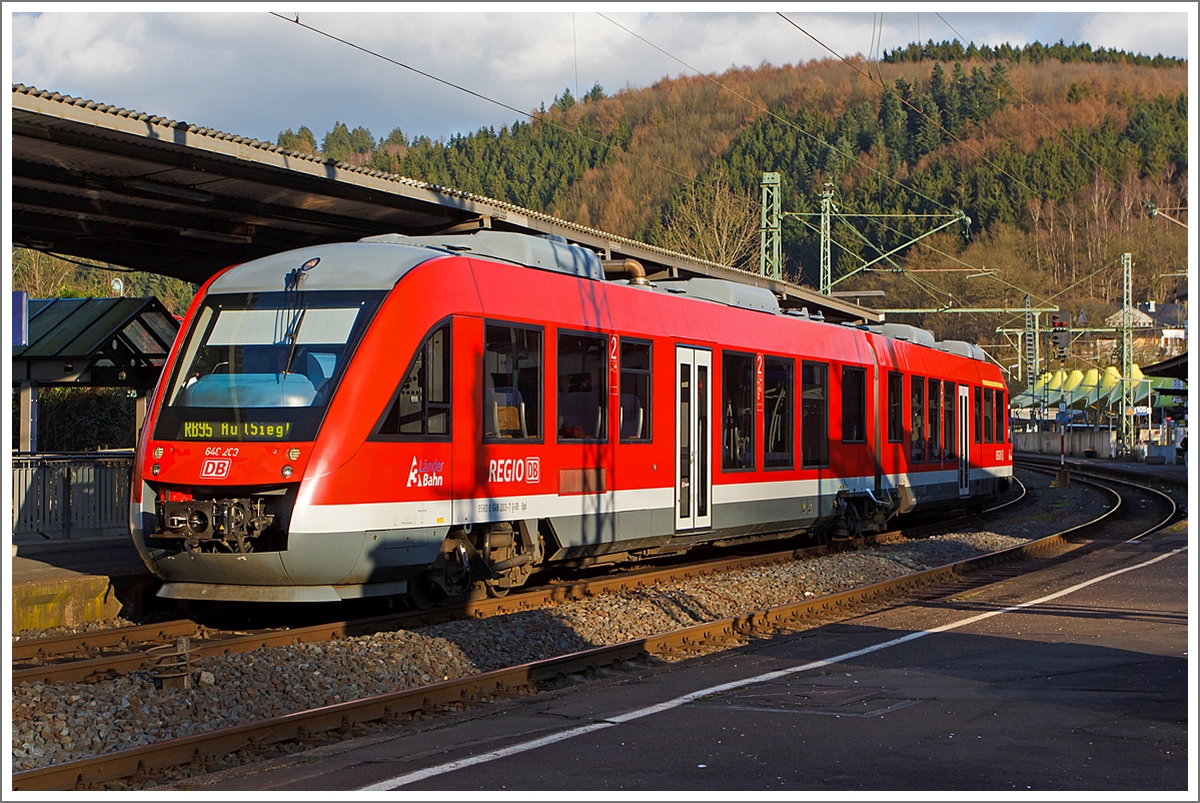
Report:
928,379,942,461
557,331,608,442
887,372,904,443
620,339,652,442
974,386,983,444
983,388,995,443
764,357,794,469
377,321,451,438
801,361,828,468
841,366,867,444
167,301,364,410
944,382,957,460
722,352,755,471
484,323,542,441
996,390,1007,442
911,377,925,462
154,290,382,442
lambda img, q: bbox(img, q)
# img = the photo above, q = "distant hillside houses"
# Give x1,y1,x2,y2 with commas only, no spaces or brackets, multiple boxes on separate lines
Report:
1103,301,1188,355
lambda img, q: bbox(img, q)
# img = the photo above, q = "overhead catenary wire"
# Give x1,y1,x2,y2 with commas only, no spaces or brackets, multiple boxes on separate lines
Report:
596,11,957,215
267,12,701,188
934,12,1132,195
774,12,1103,323
776,12,1043,204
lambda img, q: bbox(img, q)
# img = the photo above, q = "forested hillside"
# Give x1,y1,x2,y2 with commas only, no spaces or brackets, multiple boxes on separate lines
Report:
272,39,1187,352
11,40,1188,363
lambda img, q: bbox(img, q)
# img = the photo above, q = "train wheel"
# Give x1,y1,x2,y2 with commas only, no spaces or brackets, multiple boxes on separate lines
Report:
832,500,862,541
408,581,436,611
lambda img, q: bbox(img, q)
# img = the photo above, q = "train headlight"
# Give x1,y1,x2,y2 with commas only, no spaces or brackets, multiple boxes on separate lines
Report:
281,465,294,479
287,447,300,460
153,446,164,459
187,510,208,534
152,463,161,476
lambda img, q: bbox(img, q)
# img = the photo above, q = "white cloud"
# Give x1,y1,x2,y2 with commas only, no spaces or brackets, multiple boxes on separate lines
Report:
12,12,148,82
1078,11,1189,58
8,9,1191,147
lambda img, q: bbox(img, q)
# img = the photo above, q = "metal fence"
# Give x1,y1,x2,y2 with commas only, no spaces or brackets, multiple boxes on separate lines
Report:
12,452,133,543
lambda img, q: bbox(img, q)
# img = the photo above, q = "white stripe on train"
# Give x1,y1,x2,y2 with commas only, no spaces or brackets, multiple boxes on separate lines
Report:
288,465,1011,534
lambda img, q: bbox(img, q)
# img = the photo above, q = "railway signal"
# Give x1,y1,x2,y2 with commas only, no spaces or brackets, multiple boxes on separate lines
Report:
1050,312,1070,360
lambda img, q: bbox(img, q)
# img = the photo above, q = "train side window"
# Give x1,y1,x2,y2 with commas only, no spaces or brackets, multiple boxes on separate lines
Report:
764,356,794,469
910,376,925,462
801,361,829,468
983,388,995,444
944,382,956,460
973,386,983,444
722,351,756,470
375,321,451,439
619,339,652,442
841,366,867,444
557,330,608,442
928,378,942,461
484,322,542,441
887,371,904,443
996,390,1007,442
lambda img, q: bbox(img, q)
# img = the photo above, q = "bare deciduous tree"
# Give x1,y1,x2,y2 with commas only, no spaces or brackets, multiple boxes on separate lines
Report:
661,168,760,270
11,249,73,298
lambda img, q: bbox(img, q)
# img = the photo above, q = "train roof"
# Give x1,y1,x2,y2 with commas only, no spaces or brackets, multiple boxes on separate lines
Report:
209,231,990,364
209,231,604,294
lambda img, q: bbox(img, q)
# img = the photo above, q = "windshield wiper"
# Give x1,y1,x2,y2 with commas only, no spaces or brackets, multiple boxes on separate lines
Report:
282,305,306,375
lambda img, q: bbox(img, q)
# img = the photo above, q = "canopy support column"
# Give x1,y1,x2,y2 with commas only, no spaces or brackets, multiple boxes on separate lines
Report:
19,382,38,453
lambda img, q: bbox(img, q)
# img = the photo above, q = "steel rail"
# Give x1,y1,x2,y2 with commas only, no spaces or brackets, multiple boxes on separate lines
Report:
1014,459,1178,527
11,533,905,684
36,479,1188,793
12,478,1027,685
11,621,206,662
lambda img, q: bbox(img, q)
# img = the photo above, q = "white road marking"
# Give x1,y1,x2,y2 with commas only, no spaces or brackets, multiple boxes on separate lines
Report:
360,543,1185,791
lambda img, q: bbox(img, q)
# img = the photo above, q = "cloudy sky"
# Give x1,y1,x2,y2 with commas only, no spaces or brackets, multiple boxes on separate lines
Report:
6,4,1195,148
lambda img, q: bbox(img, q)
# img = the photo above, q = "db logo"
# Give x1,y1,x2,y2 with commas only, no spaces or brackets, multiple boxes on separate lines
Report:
488,456,540,484
199,458,231,479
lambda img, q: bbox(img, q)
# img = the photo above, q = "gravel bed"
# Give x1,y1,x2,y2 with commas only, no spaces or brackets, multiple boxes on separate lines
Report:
14,617,149,643
11,471,1096,773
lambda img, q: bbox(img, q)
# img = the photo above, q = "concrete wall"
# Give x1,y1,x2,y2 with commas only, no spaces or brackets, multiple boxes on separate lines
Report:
1141,443,1183,465
1013,430,1117,458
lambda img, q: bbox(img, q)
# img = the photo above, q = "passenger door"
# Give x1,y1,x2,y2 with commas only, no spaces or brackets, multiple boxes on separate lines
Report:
957,384,971,496
675,346,712,531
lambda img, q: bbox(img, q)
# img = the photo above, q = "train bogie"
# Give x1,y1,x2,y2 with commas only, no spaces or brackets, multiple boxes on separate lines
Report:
131,231,1012,602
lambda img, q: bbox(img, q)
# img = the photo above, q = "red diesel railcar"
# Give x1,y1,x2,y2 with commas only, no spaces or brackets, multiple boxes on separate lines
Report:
130,231,1012,603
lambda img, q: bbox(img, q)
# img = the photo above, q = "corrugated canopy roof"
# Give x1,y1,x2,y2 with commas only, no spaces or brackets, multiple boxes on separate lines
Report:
1141,352,1188,380
13,296,179,389
11,83,879,324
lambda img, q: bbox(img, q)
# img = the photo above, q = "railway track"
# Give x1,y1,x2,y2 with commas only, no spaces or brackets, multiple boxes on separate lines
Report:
20,469,1178,792
11,481,1025,686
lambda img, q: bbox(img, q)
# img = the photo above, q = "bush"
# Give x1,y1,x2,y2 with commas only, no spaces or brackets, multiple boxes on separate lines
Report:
12,387,136,452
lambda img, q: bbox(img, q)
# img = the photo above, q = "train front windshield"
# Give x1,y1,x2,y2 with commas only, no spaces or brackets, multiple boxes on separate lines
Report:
154,291,383,442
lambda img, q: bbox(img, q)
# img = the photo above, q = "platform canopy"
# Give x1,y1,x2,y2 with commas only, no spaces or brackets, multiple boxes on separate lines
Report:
13,296,179,390
1141,352,1187,381
11,84,878,324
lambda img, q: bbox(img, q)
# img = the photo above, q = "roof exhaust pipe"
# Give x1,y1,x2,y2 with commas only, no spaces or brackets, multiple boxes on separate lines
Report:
602,258,650,286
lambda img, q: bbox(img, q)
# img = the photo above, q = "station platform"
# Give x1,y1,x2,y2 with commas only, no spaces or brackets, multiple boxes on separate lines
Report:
1015,451,1189,491
9,538,157,633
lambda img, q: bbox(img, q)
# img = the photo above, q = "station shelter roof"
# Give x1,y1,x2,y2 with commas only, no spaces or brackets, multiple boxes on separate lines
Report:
13,296,180,390
1141,352,1188,381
